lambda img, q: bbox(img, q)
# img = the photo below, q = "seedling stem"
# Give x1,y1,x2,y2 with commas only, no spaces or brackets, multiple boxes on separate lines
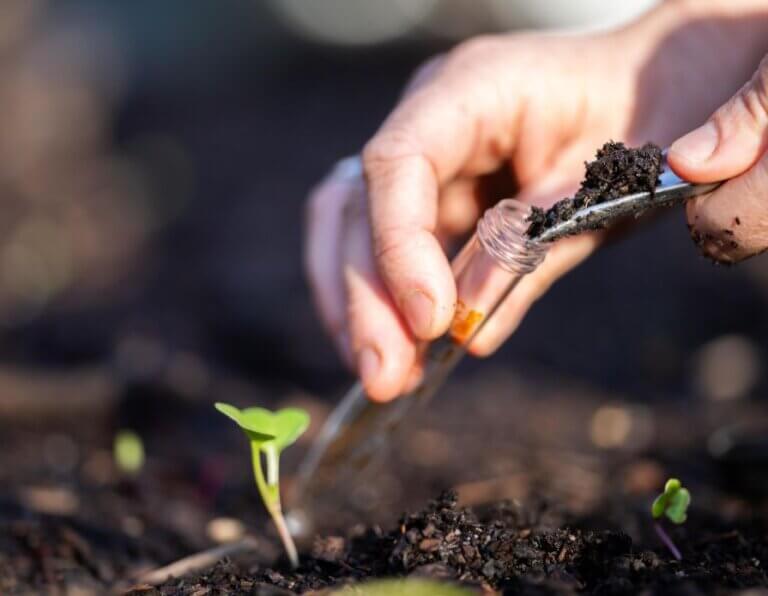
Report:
250,441,298,566
653,523,682,561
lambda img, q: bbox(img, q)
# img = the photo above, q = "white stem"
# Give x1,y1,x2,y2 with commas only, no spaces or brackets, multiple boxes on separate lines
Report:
265,444,280,487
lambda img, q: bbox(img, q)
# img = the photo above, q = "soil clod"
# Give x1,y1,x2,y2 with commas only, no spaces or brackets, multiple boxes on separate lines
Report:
527,141,663,238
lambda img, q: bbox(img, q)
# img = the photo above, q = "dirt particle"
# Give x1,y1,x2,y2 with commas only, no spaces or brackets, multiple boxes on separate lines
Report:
312,536,346,562
418,538,440,552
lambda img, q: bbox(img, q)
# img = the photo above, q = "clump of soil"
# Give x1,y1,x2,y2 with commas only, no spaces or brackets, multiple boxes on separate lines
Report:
527,141,663,237
142,490,768,594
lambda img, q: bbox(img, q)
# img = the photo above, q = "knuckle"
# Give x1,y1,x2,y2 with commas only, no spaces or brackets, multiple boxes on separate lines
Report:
372,225,413,268
730,67,768,130
362,129,420,174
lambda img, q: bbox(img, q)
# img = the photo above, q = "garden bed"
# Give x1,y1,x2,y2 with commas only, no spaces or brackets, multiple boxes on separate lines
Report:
2,368,767,595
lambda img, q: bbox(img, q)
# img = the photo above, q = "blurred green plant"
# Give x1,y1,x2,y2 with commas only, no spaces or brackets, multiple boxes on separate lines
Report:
113,430,145,475
651,478,690,561
332,578,472,595
215,402,309,568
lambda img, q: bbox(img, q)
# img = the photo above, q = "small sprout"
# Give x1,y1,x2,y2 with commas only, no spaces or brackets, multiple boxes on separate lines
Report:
215,402,309,568
651,477,691,561
114,430,145,475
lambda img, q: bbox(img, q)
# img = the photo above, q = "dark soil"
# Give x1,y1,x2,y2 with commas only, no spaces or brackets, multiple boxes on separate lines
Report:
141,490,768,595
3,371,768,595
527,142,663,238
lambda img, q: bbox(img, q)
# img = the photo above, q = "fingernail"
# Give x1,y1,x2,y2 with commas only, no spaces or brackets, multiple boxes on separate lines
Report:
357,347,380,386
671,121,719,164
402,290,434,337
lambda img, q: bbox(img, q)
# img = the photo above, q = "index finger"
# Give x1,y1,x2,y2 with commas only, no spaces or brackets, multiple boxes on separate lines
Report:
362,72,518,340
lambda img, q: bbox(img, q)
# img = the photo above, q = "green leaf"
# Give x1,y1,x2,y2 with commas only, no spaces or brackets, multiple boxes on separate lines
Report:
651,493,668,519
232,406,309,452
270,408,311,451
652,477,691,524
215,402,276,443
214,403,309,452
665,488,690,524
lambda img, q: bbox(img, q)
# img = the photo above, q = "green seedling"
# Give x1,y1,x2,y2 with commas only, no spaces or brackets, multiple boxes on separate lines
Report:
215,402,309,568
651,478,690,561
114,430,145,475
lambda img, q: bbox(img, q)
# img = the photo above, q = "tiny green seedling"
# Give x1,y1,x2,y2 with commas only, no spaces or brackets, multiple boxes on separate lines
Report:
215,402,309,568
114,430,145,475
651,478,690,561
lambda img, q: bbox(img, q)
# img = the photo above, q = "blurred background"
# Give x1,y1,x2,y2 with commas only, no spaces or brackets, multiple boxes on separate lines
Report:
0,0,662,389
6,0,768,592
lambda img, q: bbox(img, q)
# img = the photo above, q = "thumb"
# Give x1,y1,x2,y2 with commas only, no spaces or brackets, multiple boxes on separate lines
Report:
668,55,768,263
668,54,768,183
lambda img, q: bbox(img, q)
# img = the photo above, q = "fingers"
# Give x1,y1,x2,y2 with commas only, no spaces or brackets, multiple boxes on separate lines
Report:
341,196,417,402
668,54,768,262
668,55,768,183
362,117,458,342
305,161,420,401
362,41,519,342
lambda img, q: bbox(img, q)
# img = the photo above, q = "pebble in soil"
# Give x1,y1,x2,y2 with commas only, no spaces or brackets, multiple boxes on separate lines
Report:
137,490,768,594
527,141,663,238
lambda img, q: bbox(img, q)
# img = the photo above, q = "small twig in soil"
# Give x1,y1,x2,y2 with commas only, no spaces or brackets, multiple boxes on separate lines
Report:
136,536,259,585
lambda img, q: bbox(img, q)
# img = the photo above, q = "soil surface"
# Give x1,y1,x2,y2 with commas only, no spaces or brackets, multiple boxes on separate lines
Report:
136,490,768,595
527,142,663,238
4,369,768,596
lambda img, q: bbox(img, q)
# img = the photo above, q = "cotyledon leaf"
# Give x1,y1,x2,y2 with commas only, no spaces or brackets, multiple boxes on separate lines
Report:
665,488,690,524
215,403,309,452
215,402,276,443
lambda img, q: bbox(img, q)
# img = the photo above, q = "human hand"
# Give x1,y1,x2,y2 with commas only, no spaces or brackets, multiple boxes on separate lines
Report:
306,2,768,402
668,54,768,263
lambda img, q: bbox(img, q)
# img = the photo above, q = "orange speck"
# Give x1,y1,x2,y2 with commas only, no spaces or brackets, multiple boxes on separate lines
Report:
451,300,484,344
